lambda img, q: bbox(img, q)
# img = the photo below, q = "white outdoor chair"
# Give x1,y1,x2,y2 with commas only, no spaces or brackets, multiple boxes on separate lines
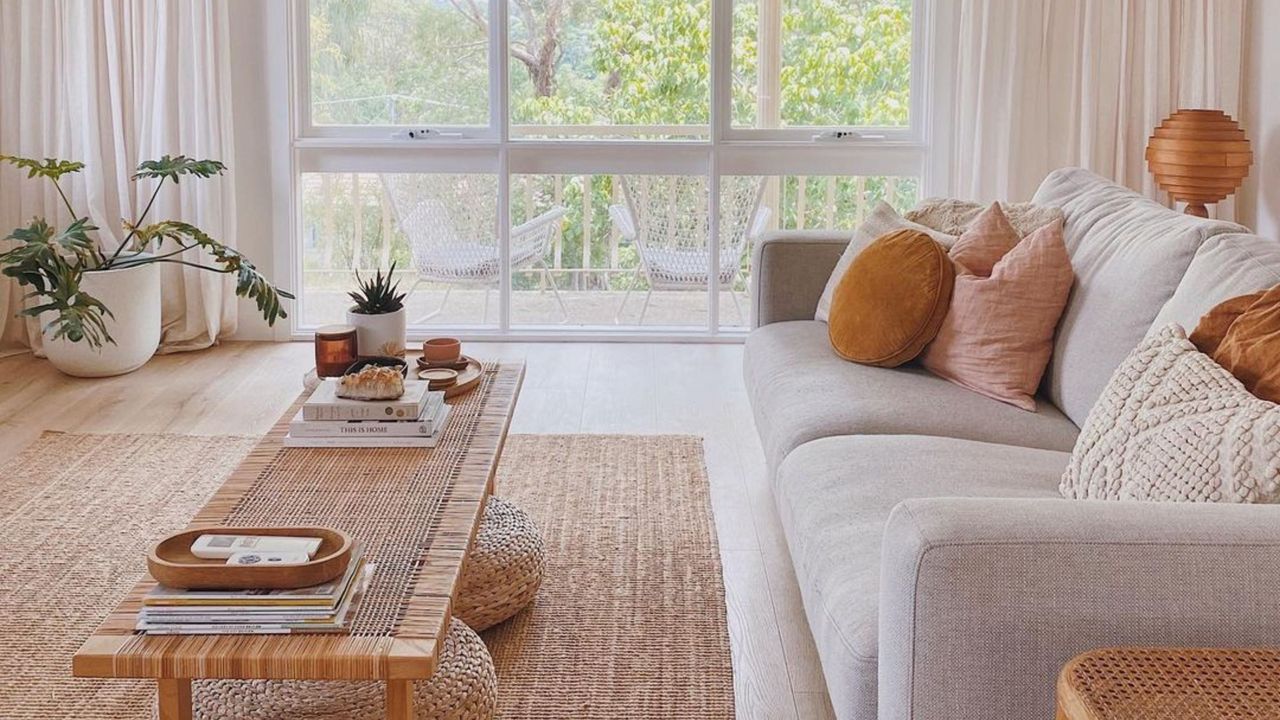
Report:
381,174,569,323
607,175,770,325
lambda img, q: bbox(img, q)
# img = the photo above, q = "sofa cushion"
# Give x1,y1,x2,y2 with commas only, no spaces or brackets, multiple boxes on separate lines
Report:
743,321,1079,469
1151,232,1280,334
775,435,1069,720
1060,324,1280,503
1030,168,1245,426
828,229,955,367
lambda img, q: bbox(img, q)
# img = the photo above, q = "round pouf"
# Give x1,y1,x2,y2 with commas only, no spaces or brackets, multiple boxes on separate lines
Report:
455,496,546,632
191,619,496,720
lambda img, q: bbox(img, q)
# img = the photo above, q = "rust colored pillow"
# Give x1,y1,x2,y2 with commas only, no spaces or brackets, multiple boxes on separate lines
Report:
1198,284,1280,403
828,229,955,367
1190,290,1266,356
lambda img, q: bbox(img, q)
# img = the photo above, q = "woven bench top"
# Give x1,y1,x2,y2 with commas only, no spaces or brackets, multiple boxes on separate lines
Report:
1057,647,1280,720
73,361,524,682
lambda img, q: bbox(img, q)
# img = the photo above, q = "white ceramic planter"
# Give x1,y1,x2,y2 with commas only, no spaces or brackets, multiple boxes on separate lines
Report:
40,255,162,377
346,306,406,358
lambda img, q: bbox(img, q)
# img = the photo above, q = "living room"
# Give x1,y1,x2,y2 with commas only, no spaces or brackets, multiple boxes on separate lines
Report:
2,1,1279,719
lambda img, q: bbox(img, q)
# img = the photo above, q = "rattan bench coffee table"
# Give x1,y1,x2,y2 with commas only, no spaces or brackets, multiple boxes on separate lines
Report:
1057,647,1280,720
73,361,524,720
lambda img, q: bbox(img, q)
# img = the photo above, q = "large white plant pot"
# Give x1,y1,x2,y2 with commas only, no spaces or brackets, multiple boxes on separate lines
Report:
346,306,406,358
40,258,162,377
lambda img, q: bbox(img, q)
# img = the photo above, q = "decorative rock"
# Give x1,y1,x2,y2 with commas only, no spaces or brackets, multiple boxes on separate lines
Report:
336,365,405,400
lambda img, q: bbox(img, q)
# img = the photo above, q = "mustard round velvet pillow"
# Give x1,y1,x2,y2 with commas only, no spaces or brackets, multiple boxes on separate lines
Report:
828,229,955,367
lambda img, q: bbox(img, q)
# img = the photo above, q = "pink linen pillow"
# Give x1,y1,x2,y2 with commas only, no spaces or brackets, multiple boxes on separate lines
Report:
921,204,1074,411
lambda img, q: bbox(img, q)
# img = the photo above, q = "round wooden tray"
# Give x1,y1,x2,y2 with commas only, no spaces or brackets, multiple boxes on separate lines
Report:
148,526,352,590
419,356,483,398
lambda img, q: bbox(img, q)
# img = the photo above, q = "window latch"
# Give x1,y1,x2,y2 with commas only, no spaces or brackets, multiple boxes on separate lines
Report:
391,129,465,140
812,130,885,142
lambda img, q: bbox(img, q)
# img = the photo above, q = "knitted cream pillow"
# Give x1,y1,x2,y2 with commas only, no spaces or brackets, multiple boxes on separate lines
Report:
1060,324,1280,503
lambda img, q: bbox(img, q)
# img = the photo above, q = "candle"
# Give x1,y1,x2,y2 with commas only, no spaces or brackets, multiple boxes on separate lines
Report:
314,325,359,378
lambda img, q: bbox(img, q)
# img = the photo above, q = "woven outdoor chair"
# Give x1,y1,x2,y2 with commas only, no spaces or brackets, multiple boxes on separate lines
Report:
381,173,569,323
607,175,769,325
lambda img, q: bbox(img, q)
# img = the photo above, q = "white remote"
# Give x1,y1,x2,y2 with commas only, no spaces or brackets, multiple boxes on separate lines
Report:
225,551,312,566
191,534,323,560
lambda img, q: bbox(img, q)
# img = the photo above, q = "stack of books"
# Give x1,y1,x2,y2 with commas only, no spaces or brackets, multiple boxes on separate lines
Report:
283,379,451,448
137,546,371,635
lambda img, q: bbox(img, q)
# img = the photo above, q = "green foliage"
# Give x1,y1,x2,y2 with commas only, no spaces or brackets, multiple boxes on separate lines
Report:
348,262,406,314
0,155,86,181
0,154,294,348
0,218,114,347
133,155,227,183
309,0,912,130
121,220,294,327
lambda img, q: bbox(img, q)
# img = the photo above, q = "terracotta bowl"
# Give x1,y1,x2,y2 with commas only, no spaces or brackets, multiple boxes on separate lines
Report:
423,337,462,364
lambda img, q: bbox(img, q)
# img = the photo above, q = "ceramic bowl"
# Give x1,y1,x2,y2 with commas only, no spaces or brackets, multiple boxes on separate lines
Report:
344,356,408,377
422,337,462,364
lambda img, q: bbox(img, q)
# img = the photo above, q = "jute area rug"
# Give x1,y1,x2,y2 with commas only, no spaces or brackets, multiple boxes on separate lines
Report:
0,432,734,719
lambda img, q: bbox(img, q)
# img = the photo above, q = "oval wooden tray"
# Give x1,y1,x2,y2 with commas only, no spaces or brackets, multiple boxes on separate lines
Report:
148,527,352,590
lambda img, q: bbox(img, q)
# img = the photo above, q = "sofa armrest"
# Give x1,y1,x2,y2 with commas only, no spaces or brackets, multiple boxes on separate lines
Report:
878,497,1280,720
750,230,848,328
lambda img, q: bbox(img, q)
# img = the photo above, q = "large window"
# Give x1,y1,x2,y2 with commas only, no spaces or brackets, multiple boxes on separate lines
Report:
293,0,925,337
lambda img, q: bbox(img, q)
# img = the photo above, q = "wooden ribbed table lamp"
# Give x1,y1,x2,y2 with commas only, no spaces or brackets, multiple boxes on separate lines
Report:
1146,109,1252,218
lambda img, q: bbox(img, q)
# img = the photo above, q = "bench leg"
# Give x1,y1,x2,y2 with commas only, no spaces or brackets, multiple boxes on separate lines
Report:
157,679,192,720
387,679,414,719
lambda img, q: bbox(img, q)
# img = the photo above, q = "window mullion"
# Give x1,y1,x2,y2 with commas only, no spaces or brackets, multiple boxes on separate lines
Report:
494,0,511,333
709,0,732,333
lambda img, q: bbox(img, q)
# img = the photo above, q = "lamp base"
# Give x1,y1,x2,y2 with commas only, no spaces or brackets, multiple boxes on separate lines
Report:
1183,202,1209,218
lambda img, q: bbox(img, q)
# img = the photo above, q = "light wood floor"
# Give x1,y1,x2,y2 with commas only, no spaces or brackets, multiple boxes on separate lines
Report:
0,341,835,720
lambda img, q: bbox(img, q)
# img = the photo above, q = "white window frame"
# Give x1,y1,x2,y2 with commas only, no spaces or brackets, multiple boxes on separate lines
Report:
286,0,930,342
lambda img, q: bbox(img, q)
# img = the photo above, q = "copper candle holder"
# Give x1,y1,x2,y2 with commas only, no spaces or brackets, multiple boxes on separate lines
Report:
314,325,359,377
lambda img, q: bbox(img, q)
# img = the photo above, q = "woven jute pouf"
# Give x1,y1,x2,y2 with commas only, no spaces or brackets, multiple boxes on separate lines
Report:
455,496,546,632
190,619,496,720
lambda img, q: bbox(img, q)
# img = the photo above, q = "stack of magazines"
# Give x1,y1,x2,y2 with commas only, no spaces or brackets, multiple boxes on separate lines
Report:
137,546,371,635
284,379,450,448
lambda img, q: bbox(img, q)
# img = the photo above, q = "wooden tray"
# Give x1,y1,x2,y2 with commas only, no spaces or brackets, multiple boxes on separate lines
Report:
148,526,352,590
419,356,483,398
415,355,471,371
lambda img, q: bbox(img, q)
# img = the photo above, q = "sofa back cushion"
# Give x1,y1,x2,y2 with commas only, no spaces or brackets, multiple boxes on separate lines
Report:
1029,168,1245,426
1151,232,1280,332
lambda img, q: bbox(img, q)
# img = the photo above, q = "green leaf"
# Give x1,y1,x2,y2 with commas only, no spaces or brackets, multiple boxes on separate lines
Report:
132,155,227,183
0,155,85,181
112,221,293,327
348,261,406,314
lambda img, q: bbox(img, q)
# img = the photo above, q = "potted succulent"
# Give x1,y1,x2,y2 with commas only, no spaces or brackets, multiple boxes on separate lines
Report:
346,263,407,359
0,154,292,377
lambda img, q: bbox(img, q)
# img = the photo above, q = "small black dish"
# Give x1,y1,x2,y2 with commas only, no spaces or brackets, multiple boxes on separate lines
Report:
344,356,408,377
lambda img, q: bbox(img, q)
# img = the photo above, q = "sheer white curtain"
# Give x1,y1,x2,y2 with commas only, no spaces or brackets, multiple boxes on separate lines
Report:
0,0,237,358
930,0,1247,214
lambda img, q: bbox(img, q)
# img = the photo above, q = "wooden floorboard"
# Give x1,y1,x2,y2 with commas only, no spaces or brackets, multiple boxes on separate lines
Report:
0,340,831,719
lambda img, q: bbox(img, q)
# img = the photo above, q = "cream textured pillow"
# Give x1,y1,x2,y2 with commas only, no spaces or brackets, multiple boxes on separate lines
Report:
1060,324,1280,503
815,202,955,322
905,198,1065,238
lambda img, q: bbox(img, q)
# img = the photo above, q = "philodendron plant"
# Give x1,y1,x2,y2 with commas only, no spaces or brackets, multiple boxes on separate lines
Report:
0,154,293,348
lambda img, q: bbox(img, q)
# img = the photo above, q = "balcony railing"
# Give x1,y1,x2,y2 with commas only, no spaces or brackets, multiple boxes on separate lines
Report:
298,172,917,328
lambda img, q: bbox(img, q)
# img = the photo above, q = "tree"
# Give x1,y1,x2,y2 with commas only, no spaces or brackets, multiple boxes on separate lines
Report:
448,0,569,97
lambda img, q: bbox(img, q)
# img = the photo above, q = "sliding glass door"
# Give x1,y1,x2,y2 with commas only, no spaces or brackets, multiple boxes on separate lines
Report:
292,0,925,338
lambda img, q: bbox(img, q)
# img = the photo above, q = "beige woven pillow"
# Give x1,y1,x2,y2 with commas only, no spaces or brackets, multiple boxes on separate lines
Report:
1060,324,1280,503
906,198,1064,238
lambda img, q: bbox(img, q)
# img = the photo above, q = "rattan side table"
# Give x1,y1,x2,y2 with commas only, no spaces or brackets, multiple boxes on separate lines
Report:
1057,647,1280,720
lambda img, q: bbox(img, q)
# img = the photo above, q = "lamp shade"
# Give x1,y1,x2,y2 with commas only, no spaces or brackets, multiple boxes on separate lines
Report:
1145,109,1252,218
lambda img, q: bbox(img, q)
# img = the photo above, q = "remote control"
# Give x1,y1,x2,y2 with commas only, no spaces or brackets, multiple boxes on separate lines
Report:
191,534,323,560
225,551,312,566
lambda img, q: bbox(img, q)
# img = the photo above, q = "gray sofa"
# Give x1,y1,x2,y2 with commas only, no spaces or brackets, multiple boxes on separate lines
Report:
743,168,1280,720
